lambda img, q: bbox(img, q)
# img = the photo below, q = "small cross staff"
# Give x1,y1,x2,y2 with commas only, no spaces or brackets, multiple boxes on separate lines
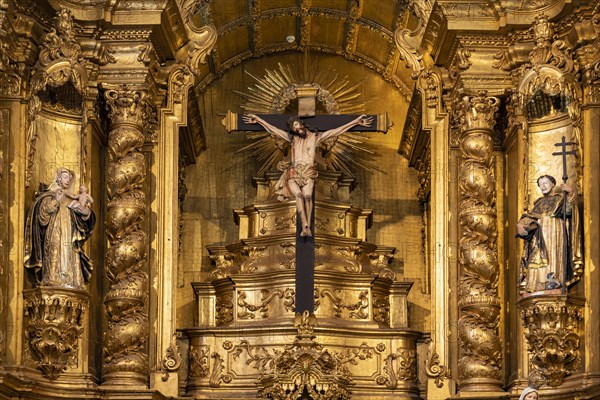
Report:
552,135,578,292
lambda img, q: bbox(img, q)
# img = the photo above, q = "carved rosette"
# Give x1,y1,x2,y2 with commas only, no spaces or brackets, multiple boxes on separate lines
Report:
103,85,150,386
518,295,583,387
23,287,88,380
456,92,503,391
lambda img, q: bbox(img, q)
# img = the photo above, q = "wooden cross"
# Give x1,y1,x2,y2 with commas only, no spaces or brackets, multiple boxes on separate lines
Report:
224,86,391,314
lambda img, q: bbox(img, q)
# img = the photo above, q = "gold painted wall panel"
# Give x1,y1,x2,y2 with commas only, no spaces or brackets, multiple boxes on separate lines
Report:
259,16,296,46
312,0,348,11
217,27,250,65
310,15,345,47
28,112,82,203
210,0,248,28
361,1,398,31
179,52,427,333
526,114,576,210
355,26,392,66
260,0,297,10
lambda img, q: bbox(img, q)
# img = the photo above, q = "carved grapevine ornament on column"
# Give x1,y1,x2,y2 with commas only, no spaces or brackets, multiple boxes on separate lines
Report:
103,85,151,384
456,92,503,389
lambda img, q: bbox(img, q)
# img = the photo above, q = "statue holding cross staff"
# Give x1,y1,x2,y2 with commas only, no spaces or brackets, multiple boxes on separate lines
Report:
515,136,583,294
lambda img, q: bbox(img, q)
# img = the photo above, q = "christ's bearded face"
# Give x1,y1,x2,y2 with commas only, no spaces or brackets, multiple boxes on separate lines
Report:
291,120,307,138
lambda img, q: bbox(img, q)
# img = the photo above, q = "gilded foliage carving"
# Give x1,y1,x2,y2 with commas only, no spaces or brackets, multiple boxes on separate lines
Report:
236,288,295,320
209,352,225,387
189,345,210,378
394,0,428,78
208,254,235,280
382,348,418,389
257,311,354,400
320,289,369,319
425,349,451,388
372,293,390,324
23,288,87,380
519,296,583,387
160,333,182,381
582,15,600,103
0,13,20,96
456,92,503,387
216,293,234,325
103,85,150,384
239,246,267,273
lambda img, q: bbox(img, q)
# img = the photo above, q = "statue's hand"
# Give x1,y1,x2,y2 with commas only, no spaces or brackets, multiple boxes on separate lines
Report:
516,222,527,236
242,114,258,124
560,183,573,193
358,115,373,127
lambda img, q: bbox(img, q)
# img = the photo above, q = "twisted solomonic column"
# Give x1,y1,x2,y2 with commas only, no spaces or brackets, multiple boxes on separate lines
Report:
103,85,151,386
456,92,503,392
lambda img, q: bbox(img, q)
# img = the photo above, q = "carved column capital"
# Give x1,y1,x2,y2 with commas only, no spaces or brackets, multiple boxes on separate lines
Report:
456,92,500,132
103,85,149,126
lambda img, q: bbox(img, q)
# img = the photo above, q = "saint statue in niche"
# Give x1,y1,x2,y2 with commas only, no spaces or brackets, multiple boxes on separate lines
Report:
516,174,582,294
24,167,96,289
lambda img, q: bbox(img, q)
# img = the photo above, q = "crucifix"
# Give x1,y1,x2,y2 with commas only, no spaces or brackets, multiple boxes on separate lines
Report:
223,84,390,314
552,135,578,291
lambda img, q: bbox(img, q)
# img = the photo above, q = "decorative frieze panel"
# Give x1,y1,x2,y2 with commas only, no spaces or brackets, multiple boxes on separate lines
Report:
184,314,421,399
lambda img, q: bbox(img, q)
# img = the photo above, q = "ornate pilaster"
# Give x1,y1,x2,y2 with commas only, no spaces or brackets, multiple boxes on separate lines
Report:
103,85,151,386
456,91,503,392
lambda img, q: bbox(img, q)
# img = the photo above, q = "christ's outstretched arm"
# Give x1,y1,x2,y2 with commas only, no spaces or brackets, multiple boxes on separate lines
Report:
242,114,291,142
316,115,373,144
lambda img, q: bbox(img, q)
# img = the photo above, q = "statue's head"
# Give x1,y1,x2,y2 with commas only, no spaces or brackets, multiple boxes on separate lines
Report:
287,116,316,138
537,174,556,194
54,167,75,190
519,387,539,400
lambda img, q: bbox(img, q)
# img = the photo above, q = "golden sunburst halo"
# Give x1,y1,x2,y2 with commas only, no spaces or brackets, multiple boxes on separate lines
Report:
235,61,380,176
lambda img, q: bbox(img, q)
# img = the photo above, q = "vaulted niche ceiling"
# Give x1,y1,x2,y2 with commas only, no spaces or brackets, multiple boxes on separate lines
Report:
193,0,413,96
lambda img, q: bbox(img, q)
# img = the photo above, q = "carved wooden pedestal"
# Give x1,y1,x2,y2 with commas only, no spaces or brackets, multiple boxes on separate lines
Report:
518,294,583,388
183,171,422,399
22,287,88,382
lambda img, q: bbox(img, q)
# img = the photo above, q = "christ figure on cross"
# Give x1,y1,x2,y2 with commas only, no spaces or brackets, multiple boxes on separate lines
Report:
242,113,372,237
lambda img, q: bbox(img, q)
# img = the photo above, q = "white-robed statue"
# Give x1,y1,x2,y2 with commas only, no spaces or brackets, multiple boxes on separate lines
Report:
24,167,96,289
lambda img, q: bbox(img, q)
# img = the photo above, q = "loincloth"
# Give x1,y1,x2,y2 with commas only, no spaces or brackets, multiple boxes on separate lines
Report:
274,162,318,201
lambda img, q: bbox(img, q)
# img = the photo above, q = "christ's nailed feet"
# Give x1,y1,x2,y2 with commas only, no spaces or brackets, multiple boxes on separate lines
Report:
300,226,312,237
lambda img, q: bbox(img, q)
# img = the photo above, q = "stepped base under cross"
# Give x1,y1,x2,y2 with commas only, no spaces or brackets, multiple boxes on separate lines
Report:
182,170,422,399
